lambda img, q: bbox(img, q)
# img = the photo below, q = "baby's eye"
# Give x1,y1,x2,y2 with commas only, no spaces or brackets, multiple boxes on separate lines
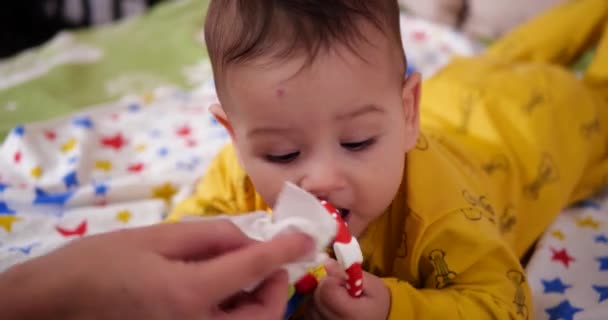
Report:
265,151,300,163
341,138,376,151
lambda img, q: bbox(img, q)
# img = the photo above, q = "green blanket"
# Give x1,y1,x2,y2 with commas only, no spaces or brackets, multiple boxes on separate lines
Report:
0,0,209,139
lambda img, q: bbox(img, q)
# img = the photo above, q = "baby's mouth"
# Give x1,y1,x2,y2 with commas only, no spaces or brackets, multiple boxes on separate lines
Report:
337,208,351,221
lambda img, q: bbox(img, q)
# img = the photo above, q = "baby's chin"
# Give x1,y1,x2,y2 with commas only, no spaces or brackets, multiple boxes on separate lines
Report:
346,214,373,238
348,206,391,238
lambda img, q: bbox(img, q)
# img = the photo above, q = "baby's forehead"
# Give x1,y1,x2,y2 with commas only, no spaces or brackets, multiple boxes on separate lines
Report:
222,54,402,131
222,30,405,97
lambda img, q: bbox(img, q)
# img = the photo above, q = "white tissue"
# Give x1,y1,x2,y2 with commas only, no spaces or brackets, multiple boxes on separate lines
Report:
181,182,337,285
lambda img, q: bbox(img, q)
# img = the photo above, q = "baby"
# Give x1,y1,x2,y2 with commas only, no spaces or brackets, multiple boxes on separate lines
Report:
169,0,608,319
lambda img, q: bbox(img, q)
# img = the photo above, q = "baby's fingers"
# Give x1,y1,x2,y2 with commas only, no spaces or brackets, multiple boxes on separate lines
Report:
324,259,347,280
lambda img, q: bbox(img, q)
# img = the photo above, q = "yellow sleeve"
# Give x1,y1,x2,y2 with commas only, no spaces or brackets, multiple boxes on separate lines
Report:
166,144,268,222
382,211,531,319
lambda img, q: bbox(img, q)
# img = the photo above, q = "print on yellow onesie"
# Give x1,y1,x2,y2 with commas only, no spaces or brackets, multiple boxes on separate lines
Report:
169,1,608,319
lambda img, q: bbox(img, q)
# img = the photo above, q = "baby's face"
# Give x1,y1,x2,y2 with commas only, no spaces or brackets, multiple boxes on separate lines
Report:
217,26,420,236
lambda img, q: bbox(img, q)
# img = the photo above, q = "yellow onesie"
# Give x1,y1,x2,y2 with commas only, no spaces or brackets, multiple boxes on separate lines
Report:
169,1,608,318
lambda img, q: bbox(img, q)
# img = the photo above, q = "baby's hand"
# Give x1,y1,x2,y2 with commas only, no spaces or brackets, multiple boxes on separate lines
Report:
310,260,390,320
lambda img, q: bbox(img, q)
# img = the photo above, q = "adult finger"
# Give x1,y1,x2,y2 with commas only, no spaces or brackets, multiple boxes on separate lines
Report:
309,306,328,320
190,232,314,303
141,220,254,260
216,270,290,320
249,270,290,319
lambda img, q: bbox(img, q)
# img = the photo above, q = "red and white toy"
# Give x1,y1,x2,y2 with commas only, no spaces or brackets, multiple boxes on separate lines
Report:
294,201,364,298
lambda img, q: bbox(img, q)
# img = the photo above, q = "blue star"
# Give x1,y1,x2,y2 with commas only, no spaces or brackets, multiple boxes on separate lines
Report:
573,199,602,210
158,147,169,157
210,117,220,126
94,183,108,196
128,104,141,112
149,129,162,138
33,188,74,206
176,156,200,171
542,278,571,294
0,183,8,193
63,171,79,189
13,125,25,136
68,156,79,165
0,201,16,215
9,242,39,255
596,234,608,244
72,116,94,129
593,285,608,303
406,64,418,76
597,257,608,271
546,300,583,320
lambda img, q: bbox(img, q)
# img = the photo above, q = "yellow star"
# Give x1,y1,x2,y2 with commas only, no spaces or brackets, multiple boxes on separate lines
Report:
95,160,113,172
0,216,21,233
30,166,43,179
143,92,155,104
136,144,147,152
61,138,77,153
551,230,565,241
576,216,601,230
116,210,132,223
152,183,177,203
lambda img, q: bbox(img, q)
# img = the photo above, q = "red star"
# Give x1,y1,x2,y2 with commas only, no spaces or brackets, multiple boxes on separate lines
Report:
101,133,128,151
551,248,575,268
186,139,198,148
44,130,57,141
439,43,452,53
13,151,21,163
55,220,87,237
128,163,144,173
176,125,191,137
412,30,427,41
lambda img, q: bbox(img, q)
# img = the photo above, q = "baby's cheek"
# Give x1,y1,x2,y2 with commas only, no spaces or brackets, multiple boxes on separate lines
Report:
367,160,404,208
249,169,290,208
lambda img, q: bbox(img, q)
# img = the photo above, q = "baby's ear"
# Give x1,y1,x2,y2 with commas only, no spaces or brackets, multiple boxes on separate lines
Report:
402,72,422,150
209,103,236,141
210,104,246,169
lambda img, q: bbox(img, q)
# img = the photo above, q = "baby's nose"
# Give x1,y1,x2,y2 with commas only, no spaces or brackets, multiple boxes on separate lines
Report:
299,163,345,198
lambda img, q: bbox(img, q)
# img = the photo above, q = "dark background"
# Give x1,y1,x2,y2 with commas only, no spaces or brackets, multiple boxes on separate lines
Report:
0,0,166,58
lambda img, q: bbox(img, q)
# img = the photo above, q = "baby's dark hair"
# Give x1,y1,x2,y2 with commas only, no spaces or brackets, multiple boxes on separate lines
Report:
204,0,405,88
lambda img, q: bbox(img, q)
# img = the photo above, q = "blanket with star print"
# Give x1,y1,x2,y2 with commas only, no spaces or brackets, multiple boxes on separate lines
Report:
526,190,608,320
0,83,229,270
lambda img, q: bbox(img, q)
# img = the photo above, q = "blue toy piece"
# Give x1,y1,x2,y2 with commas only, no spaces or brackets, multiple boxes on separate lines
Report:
284,292,307,320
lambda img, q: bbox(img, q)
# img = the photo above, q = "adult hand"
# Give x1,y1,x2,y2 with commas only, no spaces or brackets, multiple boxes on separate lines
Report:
1,220,314,320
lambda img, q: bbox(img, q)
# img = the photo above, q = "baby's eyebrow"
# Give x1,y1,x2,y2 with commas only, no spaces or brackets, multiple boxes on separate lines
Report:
335,104,384,121
247,126,292,138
